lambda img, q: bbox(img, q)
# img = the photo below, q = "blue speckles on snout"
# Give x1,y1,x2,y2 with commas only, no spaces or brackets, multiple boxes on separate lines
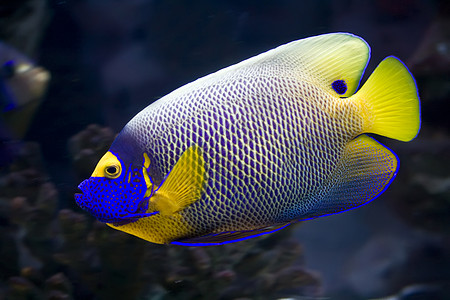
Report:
332,79,347,95
75,169,152,223
75,178,114,222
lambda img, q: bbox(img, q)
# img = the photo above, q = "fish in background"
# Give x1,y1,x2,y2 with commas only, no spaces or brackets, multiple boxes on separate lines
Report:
76,33,420,246
0,42,50,167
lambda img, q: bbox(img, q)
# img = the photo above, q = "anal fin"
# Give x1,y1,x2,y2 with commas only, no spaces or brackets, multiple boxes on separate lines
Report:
171,223,291,246
303,134,398,219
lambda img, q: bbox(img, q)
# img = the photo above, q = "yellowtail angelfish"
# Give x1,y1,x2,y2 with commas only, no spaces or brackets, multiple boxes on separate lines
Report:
75,33,420,246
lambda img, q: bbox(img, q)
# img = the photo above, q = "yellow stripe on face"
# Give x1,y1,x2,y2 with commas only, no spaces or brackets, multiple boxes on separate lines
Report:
142,152,153,198
91,151,122,178
143,152,151,169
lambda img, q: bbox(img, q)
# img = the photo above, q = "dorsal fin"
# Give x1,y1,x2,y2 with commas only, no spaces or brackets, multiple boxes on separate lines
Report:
266,33,370,97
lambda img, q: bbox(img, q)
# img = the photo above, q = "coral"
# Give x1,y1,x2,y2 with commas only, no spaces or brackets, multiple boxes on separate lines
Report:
54,209,321,299
7,271,73,300
0,142,72,299
0,125,321,300
152,228,321,299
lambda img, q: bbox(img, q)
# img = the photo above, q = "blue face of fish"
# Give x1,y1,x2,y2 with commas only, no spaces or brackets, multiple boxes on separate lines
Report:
75,151,155,223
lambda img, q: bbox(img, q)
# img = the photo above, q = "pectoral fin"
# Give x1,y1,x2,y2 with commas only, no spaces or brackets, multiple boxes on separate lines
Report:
151,145,206,216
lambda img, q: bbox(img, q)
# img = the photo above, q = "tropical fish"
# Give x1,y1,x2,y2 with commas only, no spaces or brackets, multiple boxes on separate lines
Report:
0,42,50,167
0,42,50,118
75,33,420,246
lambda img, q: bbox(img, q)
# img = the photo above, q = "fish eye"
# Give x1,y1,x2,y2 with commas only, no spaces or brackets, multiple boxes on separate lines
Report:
105,165,121,178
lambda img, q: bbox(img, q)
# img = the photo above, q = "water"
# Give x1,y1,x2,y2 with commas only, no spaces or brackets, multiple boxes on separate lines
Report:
1,0,448,299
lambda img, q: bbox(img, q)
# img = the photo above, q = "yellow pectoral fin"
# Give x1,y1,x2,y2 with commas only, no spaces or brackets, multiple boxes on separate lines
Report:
152,145,206,216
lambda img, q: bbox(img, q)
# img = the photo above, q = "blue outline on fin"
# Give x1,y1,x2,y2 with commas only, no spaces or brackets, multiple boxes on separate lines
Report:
170,223,291,246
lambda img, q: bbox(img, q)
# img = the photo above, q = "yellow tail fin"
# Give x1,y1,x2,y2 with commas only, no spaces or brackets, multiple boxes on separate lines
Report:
353,56,420,142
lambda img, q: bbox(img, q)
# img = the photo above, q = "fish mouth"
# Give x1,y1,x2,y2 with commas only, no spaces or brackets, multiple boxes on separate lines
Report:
74,192,86,207
77,179,89,193
74,179,90,209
